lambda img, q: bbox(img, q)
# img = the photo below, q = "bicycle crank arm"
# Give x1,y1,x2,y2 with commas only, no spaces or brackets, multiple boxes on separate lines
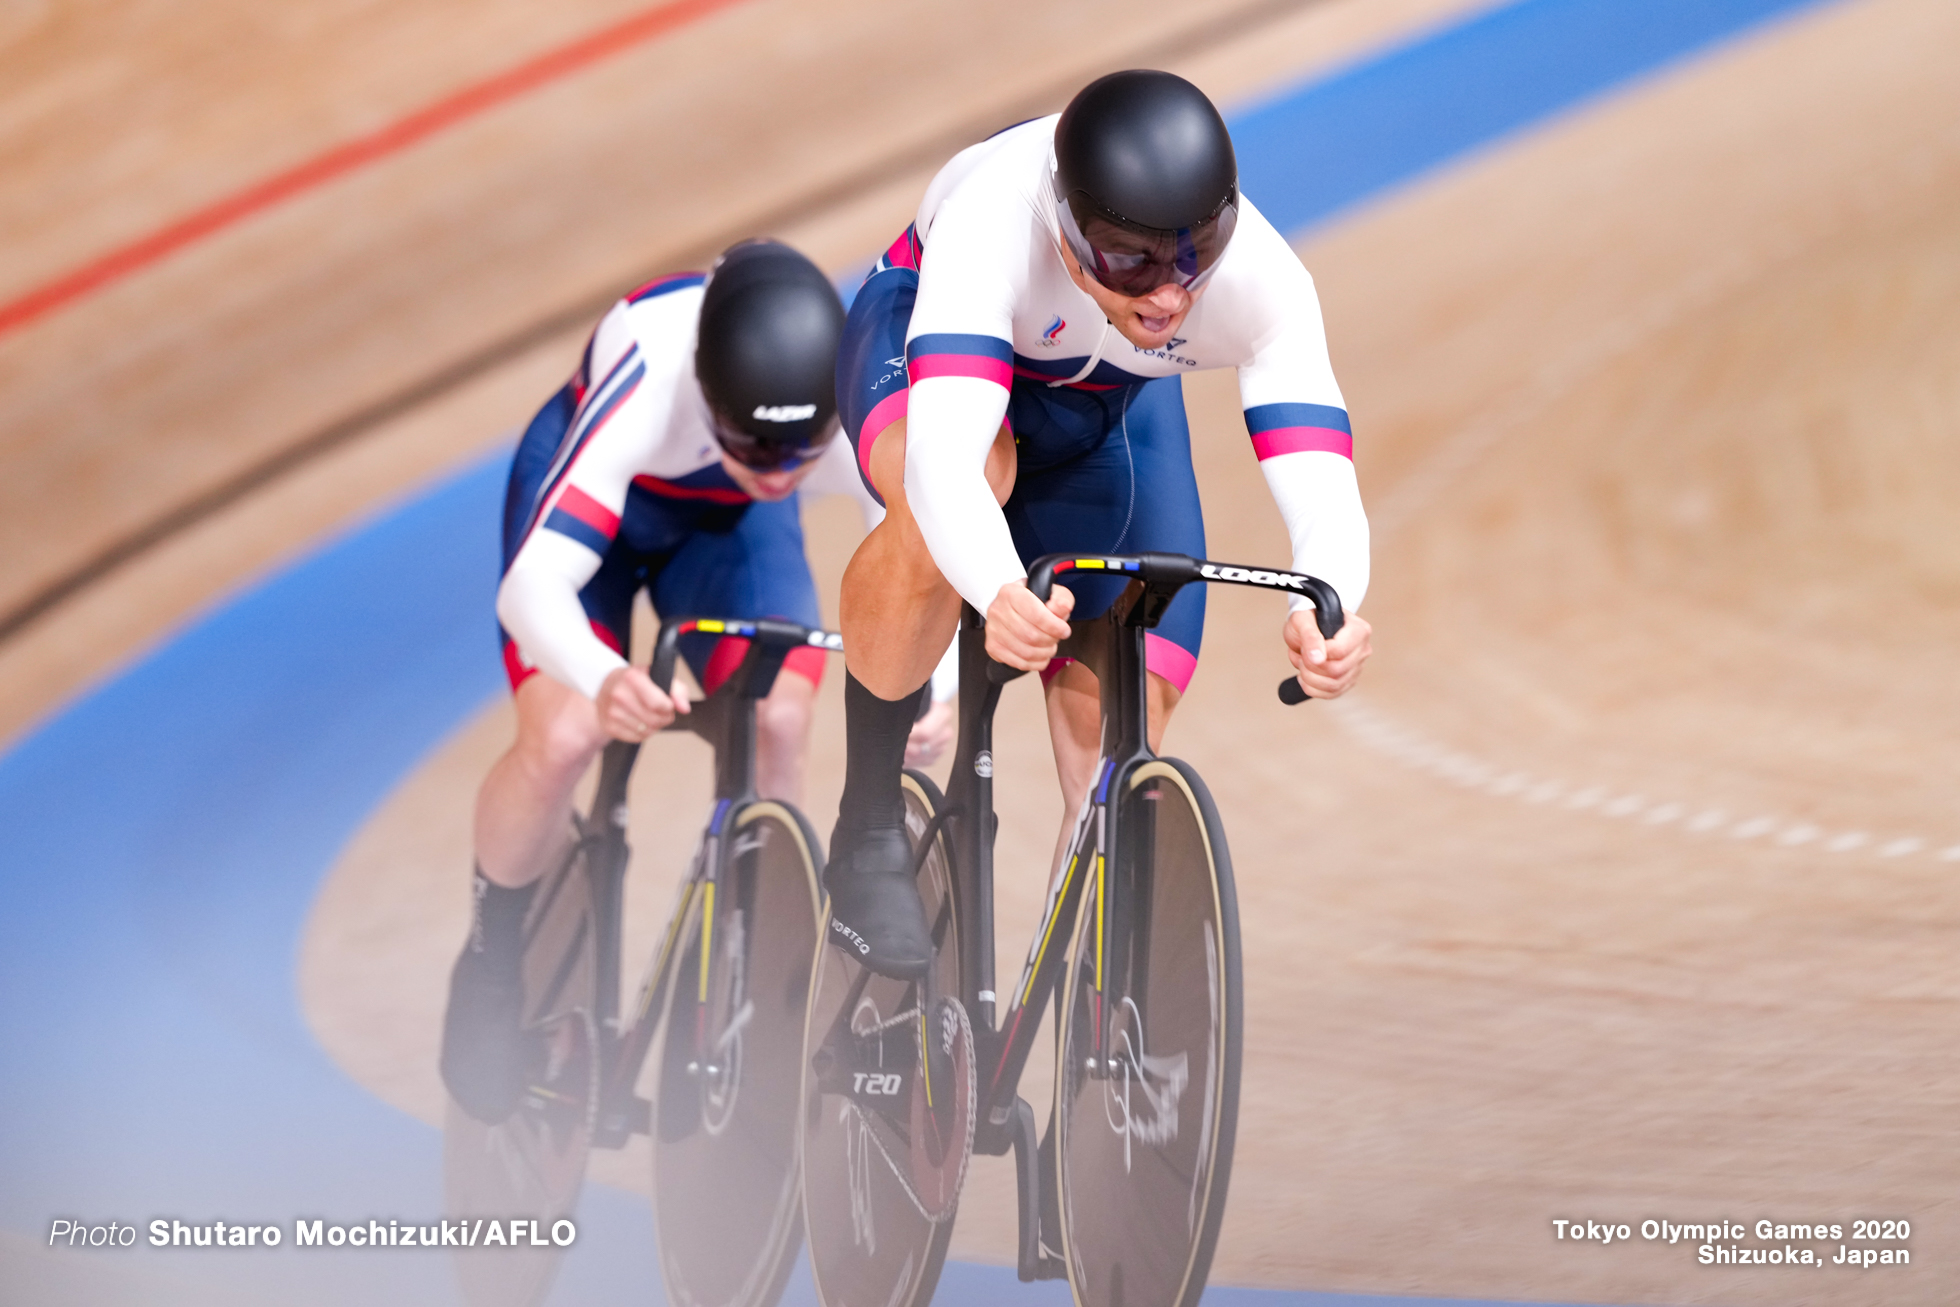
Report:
1006,1097,1066,1282
594,1095,652,1148
808,1026,919,1119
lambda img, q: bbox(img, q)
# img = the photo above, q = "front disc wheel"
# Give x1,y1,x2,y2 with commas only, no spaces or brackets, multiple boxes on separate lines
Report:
649,801,823,1307
1055,759,1242,1307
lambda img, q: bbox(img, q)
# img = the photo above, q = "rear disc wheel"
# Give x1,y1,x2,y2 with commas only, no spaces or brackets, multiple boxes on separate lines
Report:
801,771,962,1307
444,842,601,1307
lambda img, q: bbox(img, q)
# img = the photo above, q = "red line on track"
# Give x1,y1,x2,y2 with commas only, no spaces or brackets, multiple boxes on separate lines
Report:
0,0,747,341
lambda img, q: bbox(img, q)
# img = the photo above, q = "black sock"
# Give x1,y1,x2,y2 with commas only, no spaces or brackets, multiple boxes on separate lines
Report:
465,866,537,969
837,671,926,834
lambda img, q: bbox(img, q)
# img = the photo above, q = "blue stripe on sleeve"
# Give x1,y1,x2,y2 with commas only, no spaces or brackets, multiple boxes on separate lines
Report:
543,507,612,555
906,332,1014,364
1245,402,1353,435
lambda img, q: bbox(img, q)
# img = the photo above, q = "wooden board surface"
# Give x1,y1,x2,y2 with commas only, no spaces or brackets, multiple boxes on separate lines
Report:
0,0,1483,700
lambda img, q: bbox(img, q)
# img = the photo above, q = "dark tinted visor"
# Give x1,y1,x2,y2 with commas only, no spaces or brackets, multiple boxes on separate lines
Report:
1057,188,1237,296
711,415,839,471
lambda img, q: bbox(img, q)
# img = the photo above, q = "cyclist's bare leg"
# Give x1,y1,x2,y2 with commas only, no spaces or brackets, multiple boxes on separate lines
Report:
474,672,609,889
476,656,820,878
826,417,1016,976
754,668,818,805
1041,659,1180,875
446,672,608,1119
839,417,1017,697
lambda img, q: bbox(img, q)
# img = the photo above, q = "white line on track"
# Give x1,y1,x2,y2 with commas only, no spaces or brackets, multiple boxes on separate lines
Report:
1328,696,1958,864
1336,120,1960,873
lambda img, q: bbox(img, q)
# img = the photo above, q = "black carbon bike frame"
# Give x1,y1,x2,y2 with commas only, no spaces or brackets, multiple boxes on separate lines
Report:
544,617,841,1149
931,550,1342,1276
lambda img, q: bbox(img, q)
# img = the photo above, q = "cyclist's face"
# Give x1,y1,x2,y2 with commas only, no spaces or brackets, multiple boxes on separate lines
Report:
1059,240,1202,351
719,450,815,501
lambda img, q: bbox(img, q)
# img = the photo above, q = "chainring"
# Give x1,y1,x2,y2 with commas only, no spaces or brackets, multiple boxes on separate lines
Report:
907,995,975,1222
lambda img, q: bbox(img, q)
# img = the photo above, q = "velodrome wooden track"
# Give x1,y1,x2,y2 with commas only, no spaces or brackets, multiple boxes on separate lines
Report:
5,0,1959,1303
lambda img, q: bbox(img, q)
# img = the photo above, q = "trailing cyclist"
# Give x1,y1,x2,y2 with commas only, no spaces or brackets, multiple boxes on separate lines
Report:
826,70,1375,979
441,239,947,1124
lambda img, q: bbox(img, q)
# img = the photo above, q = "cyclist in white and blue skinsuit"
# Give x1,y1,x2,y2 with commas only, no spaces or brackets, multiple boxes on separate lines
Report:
825,72,1376,979
443,240,951,1124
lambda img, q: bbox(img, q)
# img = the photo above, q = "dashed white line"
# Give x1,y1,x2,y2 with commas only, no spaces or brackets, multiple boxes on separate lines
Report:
1329,698,1956,865
1642,802,1686,826
1490,772,1532,797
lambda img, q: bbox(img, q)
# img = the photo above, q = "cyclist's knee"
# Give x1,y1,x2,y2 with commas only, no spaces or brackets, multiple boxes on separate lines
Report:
756,673,816,757
513,681,607,790
1145,671,1182,753
1043,660,1102,810
530,716,604,791
867,418,910,510
870,418,1016,518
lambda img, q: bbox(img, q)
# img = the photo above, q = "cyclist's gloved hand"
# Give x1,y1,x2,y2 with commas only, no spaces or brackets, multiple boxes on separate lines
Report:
1282,607,1373,701
597,665,692,742
985,579,1074,672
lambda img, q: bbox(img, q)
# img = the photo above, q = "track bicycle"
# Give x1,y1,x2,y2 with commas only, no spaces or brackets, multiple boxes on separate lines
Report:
445,616,837,1307
799,551,1343,1307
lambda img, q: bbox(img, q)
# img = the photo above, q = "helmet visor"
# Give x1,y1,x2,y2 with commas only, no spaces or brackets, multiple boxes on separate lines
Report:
1056,188,1238,297
711,415,839,471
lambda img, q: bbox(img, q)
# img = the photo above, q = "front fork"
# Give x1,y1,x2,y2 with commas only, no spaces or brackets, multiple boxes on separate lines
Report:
591,801,731,1148
977,752,1128,1142
986,762,1118,1284
685,801,736,1076
998,753,1152,1098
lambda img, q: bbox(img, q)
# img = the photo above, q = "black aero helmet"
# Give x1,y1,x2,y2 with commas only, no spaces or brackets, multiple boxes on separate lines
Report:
1053,70,1239,296
695,239,846,470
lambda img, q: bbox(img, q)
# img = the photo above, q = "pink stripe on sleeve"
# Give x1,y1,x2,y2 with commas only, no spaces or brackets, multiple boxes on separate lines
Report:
908,354,1013,388
1251,427,1354,461
556,484,621,536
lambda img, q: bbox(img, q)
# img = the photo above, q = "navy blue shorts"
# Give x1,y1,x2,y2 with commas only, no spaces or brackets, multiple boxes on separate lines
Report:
499,383,826,694
837,244,1206,690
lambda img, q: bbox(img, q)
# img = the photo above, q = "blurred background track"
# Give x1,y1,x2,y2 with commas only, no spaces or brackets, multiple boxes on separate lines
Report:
306,2,1960,1301
0,0,1487,740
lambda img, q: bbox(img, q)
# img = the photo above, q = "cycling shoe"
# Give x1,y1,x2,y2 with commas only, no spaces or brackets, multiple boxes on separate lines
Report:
439,945,531,1124
824,822,932,979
